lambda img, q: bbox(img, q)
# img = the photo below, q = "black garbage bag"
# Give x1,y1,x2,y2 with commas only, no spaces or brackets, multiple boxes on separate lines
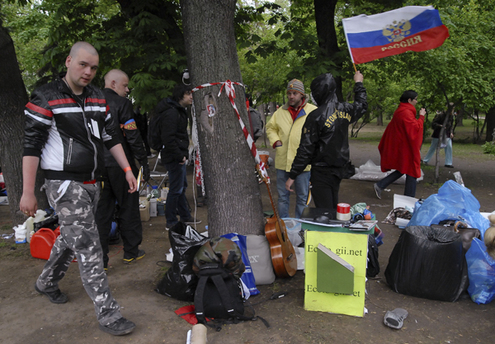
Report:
156,222,208,301
385,226,469,302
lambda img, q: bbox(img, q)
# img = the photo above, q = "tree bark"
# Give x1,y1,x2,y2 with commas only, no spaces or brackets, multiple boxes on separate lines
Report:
314,0,343,100
181,0,264,237
486,106,495,142
0,22,48,225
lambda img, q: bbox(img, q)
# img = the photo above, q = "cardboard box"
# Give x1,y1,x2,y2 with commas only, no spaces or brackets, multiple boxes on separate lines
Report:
139,197,150,222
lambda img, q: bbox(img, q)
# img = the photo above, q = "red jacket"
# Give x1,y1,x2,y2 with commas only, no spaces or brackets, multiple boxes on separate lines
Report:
378,102,424,178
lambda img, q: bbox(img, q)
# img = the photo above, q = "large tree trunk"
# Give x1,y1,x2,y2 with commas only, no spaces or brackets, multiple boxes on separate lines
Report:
181,0,264,237
314,0,343,100
0,22,48,225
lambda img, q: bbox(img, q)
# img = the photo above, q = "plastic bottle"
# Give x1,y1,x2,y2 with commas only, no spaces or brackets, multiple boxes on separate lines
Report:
161,187,169,200
151,185,159,199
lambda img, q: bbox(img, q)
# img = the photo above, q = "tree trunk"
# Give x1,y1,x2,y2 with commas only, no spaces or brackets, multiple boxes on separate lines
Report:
314,0,343,101
181,0,264,237
0,21,48,225
485,106,495,142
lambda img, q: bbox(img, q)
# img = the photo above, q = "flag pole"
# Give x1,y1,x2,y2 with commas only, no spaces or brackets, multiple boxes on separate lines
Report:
353,63,357,73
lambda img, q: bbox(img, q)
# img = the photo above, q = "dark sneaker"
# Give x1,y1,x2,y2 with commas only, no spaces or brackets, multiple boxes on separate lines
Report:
99,317,136,336
183,218,202,225
373,183,383,200
35,283,68,304
445,164,454,168
123,249,146,264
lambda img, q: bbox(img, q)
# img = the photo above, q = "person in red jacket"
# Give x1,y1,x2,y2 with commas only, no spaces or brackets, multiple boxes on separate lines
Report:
374,90,426,198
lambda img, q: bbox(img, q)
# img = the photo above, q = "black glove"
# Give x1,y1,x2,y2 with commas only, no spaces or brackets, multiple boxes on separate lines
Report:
142,163,151,182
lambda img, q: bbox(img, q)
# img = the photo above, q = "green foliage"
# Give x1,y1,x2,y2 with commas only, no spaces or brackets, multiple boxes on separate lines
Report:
482,141,495,155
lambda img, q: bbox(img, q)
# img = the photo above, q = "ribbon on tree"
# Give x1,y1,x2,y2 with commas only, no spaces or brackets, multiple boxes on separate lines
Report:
192,80,269,180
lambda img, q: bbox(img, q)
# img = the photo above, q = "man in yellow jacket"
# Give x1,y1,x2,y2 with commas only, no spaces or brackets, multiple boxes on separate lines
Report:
266,79,317,218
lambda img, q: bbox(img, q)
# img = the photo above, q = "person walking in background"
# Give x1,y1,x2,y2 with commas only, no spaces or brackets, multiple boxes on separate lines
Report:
422,107,455,168
266,79,317,218
154,83,200,229
374,90,426,199
20,42,137,336
95,69,150,270
286,71,367,212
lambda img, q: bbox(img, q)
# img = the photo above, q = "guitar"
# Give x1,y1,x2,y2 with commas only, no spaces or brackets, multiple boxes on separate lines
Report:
256,165,297,278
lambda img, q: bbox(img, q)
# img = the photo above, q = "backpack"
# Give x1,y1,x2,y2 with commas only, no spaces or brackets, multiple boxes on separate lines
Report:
148,113,164,152
193,237,255,329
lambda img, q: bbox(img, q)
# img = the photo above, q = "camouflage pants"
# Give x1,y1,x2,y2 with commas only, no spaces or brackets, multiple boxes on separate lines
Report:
36,180,122,325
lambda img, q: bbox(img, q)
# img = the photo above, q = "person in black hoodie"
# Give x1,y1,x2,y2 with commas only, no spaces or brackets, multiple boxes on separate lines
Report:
154,84,200,228
96,69,150,268
286,71,367,212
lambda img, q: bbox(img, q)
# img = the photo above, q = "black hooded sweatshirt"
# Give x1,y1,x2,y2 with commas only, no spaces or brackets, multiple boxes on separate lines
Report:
154,97,189,165
289,73,367,179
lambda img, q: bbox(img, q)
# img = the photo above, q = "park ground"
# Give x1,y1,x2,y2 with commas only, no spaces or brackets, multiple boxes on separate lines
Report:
1,123,495,343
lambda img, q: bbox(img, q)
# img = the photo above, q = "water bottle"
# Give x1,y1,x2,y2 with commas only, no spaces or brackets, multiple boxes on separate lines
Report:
151,185,159,199
161,187,169,200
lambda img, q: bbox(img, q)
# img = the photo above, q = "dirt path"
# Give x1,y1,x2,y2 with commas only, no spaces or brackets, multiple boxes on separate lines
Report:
1,138,494,344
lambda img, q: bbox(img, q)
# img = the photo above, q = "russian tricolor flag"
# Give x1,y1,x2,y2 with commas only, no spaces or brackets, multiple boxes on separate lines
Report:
343,6,449,64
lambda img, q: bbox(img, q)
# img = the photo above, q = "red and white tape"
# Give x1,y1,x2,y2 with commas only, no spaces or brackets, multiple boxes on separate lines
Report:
192,80,269,180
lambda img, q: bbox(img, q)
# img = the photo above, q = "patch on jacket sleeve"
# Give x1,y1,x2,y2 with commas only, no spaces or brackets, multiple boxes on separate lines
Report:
123,119,138,130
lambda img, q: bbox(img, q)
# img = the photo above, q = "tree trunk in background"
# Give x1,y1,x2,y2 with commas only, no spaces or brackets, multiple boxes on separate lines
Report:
485,106,495,142
0,20,48,226
376,112,383,126
181,0,264,237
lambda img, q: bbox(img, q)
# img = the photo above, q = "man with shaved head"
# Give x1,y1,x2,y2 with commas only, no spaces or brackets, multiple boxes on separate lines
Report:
96,69,149,269
20,42,137,336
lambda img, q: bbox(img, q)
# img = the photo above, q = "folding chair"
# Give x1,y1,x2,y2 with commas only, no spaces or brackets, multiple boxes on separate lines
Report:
140,152,168,195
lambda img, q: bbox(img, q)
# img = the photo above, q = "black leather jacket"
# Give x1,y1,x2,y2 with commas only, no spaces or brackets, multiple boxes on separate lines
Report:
24,79,120,182
102,88,147,169
154,97,189,164
289,73,367,179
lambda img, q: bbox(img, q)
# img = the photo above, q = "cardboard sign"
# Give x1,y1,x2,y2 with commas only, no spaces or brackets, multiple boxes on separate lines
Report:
304,230,368,317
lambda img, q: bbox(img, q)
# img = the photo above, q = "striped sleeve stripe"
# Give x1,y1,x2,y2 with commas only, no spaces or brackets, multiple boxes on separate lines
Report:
24,110,52,125
26,102,53,118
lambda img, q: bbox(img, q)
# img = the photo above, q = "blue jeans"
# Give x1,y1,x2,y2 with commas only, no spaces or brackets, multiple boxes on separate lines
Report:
164,162,191,226
276,169,310,219
423,137,453,166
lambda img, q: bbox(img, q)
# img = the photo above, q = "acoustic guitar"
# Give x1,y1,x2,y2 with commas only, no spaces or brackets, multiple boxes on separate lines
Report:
256,165,297,278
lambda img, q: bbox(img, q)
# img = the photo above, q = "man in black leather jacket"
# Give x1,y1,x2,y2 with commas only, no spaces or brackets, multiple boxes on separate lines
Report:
286,71,367,212
20,42,137,336
96,69,150,269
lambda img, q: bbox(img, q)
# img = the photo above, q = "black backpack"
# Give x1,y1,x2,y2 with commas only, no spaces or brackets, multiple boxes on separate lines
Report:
148,113,164,152
193,237,268,330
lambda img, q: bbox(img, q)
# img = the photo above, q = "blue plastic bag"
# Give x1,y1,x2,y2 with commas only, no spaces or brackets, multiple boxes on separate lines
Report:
408,180,489,234
221,233,260,296
466,238,495,304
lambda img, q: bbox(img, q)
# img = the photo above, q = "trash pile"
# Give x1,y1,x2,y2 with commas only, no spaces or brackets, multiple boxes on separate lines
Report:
382,180,494,305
